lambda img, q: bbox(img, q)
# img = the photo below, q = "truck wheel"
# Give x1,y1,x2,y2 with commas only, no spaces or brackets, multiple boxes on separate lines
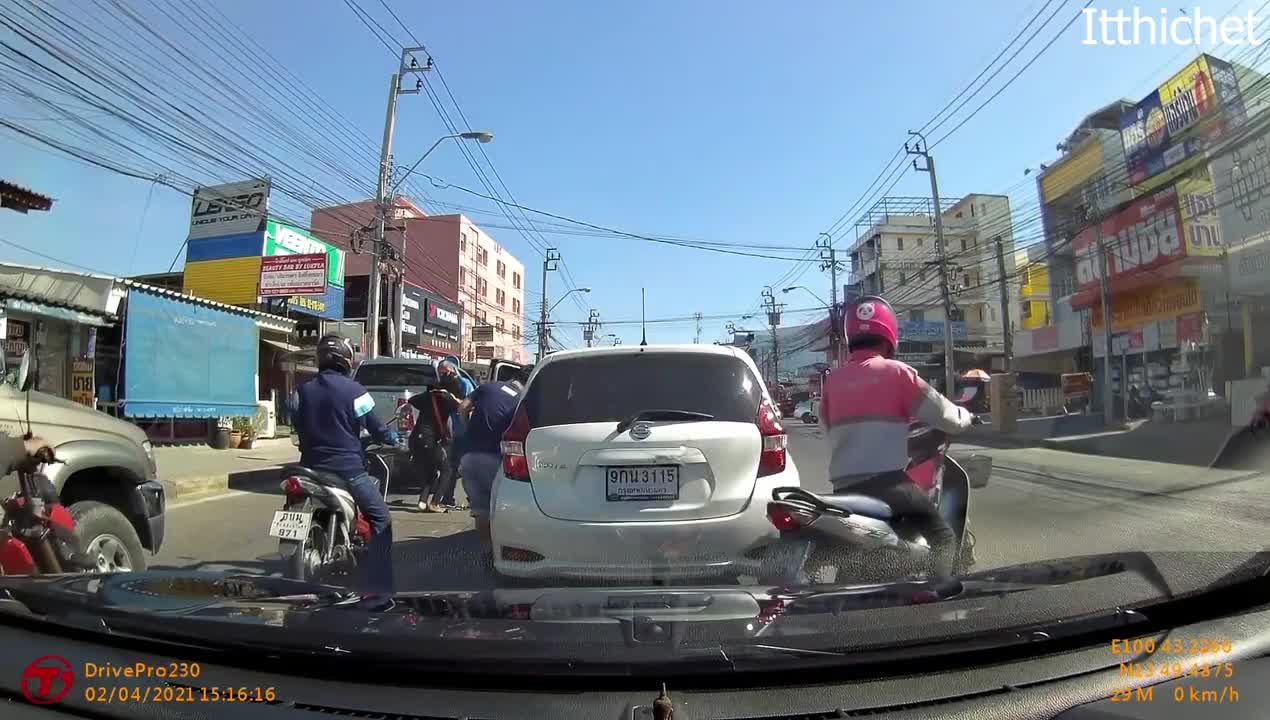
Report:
70,501,147,573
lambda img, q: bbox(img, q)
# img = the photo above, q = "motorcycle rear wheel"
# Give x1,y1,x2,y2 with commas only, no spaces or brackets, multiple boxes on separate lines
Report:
283,501,328,582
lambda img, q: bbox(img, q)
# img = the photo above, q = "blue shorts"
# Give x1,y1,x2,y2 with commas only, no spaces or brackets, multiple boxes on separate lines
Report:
460,451,500,517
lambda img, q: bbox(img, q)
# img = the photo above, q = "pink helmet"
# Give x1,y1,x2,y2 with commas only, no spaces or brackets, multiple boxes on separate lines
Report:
843,295,899,357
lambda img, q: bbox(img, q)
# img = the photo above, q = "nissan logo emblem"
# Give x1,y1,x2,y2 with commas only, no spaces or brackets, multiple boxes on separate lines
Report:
630,422,651,440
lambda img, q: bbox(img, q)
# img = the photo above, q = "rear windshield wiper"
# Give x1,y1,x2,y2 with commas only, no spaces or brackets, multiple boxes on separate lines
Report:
616,410,714,434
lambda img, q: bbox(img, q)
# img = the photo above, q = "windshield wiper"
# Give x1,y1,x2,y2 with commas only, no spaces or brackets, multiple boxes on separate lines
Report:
615,409,714,434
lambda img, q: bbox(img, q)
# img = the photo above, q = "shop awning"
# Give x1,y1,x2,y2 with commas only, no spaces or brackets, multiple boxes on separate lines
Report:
261,338,304,354
0,180,53,213
2,297,114,326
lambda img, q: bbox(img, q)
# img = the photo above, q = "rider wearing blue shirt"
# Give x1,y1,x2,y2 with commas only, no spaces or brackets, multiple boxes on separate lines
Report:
294,334,399,593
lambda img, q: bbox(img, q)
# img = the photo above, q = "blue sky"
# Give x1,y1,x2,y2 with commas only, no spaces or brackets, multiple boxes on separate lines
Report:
0,0,1250,347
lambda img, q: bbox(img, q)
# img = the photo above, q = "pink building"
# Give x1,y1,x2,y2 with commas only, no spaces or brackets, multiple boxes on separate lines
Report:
310,198,527,365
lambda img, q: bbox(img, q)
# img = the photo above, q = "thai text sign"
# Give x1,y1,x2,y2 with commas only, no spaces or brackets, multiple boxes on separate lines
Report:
1090,278,1200,332
259,254,327,297
1074,187,1185,295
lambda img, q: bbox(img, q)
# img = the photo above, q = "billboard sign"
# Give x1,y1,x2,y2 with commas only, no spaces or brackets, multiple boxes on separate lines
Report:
1212,130,1270,295
1073,187,1185,295
1119,54,1245,189
1175,163,1223,256
470,324,495,343
401,285,423,347
188,179,269,241
425,300,459,330
263,220,345,288
259,254,327,297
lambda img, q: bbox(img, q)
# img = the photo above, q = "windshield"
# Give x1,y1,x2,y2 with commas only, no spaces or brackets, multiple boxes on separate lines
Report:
353,364,438,388
6,0,1270,679
523,352,762,427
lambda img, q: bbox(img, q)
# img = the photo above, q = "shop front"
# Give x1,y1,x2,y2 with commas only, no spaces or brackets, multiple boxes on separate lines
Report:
416,291,461,361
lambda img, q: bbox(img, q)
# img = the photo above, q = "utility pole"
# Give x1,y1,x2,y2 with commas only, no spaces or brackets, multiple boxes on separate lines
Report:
537,248,560,362
583,309,600,347
1087,206,1116,426
762,287,782,386
694,312,703,344
907,131,956,395
368,48,429,359
994,236,1012,372
817,233,843,366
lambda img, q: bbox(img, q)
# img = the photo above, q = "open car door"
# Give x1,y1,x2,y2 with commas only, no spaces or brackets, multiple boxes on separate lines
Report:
488,359,526,384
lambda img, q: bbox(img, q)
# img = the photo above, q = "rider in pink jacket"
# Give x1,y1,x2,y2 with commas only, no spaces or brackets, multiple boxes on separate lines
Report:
821,295,975,576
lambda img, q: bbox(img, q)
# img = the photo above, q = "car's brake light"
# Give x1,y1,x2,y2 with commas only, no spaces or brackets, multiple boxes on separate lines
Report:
501,405,531,482
756,400,787,477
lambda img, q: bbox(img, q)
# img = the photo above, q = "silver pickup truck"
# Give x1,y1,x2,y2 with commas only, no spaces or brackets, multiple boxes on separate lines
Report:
351,357,525,428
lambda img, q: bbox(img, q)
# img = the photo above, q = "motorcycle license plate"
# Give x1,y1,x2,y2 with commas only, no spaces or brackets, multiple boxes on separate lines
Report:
269,511,313,541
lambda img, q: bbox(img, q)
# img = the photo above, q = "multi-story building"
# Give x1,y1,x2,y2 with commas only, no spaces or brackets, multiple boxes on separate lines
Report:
310,199,527,366
1015,244,1051,331
846,195,1015,369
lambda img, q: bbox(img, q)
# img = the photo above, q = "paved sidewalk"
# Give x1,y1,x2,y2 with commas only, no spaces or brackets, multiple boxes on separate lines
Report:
153,439,299,501
965,414,1239,468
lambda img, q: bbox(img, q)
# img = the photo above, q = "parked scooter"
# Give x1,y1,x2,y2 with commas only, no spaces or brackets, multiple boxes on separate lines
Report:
272,407,411,583
0,351,91,576
759,421,991,585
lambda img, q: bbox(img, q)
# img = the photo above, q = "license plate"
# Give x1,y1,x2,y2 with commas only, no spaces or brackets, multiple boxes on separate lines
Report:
605,465,679,501
269,510,313,541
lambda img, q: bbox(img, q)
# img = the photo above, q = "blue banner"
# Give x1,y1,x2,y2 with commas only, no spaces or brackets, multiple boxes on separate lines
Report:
285,284,345,320
900,319,967,342
122,290,258,418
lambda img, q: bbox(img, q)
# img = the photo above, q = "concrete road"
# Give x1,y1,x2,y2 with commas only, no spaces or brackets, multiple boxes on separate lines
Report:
152,425,1270,592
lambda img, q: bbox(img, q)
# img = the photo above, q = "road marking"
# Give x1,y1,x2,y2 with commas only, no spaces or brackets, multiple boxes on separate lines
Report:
167,489,250,510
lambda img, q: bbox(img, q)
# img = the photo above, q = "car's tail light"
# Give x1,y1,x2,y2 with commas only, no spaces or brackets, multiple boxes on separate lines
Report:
756,400,787,477
397,395,415,434
766,502,818,531
756,598,786,625
500,405,531,482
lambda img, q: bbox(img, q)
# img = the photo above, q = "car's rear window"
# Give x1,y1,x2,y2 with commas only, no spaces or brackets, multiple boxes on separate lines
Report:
354,364,439,388
523,352,762,427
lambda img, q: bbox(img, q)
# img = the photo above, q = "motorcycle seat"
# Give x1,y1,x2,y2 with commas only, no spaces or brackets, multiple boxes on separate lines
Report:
814,494,893,520
281,464,348,490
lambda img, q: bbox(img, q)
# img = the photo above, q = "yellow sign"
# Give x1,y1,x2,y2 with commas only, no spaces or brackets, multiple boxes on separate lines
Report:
1175,164,1224,256
1091,279,1201,332
182,256,263,305
71,358,94,408
1041,138,1103,204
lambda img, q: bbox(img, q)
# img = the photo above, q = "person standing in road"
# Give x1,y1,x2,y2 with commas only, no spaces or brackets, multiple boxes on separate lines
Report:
437,358,474,510
458,369,527,561
411,371,465,513
293,335,399,594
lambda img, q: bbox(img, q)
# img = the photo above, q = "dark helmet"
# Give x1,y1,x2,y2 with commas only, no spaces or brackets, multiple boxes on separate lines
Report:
315,334,355,374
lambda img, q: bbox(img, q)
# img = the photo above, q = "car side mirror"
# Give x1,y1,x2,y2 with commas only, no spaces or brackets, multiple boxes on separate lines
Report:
16,349,35,392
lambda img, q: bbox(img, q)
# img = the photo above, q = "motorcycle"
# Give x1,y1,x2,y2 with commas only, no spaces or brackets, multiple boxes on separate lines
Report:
272,408,411,583
759,421,992,585
0,351,91,576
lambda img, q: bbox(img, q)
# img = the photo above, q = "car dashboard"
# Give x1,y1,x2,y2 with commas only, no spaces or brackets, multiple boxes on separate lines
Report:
2,597,1268,719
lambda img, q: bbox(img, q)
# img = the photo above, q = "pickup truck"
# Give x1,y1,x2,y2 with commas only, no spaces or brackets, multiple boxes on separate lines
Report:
351,356,525,430
0,350,165,573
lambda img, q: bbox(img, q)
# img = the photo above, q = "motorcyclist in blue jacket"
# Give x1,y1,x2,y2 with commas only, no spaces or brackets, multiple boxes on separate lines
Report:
293,334,399,594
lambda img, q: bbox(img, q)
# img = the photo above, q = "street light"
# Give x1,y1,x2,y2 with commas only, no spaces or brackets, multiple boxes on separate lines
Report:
782,285,828,307
391,131,494,193
548,287,591,316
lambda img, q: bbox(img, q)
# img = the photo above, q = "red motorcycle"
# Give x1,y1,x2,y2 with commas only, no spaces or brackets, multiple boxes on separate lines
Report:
0,442,89,576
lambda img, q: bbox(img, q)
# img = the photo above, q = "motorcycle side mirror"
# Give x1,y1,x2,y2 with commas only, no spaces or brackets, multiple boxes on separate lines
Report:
16,349,35,392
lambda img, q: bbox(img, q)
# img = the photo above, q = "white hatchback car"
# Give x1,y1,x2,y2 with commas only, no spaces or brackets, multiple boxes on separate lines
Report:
491,344,801,581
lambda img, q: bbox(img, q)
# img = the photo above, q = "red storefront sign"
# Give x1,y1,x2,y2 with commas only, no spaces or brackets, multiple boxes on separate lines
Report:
1176,312,1203,344
1072,188,1186,308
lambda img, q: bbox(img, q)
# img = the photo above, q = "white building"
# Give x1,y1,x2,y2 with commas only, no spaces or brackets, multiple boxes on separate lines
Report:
846,194,1015,351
